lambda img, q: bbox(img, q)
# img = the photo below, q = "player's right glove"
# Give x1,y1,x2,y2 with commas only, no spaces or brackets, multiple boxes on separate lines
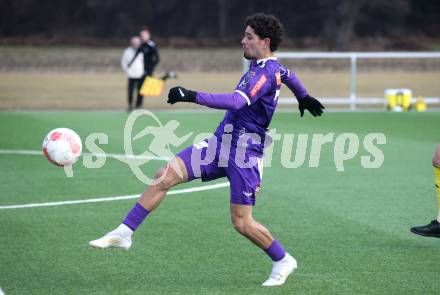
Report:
298,95,325,117
167,86,197,104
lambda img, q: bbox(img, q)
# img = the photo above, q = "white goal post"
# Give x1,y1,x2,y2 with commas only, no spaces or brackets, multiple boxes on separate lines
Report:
242,52,440,110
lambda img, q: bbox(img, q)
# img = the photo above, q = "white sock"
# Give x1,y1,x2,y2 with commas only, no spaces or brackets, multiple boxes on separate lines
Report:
277,253,291,263
437,210,440,223
115,223,133,237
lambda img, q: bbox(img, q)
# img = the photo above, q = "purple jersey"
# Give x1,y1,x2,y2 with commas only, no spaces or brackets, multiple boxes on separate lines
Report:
195,57,308,156
178,57,309,206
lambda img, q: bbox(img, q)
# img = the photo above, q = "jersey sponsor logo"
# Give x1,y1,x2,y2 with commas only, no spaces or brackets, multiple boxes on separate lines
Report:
250,74,267,97
275,72,281,86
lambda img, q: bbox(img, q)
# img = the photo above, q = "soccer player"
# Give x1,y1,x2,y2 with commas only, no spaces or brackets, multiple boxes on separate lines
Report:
410,144,440,238
90,13,324,286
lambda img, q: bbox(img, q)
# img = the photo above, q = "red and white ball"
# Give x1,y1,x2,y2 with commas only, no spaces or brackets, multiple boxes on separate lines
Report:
42,128,82,166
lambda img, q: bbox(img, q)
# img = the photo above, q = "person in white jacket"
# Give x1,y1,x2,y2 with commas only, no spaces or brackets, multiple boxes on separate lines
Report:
121,36,144,111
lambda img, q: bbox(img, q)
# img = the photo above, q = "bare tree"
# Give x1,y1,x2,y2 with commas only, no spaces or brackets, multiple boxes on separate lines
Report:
321,0,367,50
218,0,228,38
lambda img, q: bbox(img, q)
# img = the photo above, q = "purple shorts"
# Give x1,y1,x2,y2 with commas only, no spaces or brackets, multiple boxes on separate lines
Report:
176,136,263,206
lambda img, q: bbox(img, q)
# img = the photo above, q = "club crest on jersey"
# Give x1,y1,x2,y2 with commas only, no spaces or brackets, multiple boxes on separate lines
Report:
238,71,255,89
250,74,267,97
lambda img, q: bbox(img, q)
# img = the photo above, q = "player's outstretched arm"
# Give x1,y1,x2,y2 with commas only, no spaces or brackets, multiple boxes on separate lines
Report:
280,65,325,117
167,86,247,111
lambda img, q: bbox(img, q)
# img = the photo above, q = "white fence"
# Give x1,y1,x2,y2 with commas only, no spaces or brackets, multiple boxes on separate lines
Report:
243,52,440,110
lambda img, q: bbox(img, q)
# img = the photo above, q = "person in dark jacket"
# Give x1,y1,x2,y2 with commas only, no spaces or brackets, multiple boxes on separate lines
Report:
129,27,160,108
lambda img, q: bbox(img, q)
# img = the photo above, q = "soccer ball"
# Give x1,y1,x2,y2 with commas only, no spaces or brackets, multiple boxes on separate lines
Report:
42,128,82,166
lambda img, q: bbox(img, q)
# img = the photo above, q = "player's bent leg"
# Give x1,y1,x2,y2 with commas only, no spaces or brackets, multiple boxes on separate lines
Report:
230,204,297,287
138,156,189,212
89,157,189,249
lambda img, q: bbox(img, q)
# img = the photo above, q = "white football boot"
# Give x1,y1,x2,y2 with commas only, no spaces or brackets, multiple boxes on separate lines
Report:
89,224,133,250
262,253,297,287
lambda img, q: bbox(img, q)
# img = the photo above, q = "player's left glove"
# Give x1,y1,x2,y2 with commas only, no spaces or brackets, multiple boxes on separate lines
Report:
298,95,325,117
167,86,197,104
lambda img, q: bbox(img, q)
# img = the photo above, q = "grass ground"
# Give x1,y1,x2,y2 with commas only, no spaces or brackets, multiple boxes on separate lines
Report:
1,71,440,110
0,111,439,294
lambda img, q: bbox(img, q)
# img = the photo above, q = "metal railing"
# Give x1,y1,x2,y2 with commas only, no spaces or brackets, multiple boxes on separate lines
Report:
243,52,440,110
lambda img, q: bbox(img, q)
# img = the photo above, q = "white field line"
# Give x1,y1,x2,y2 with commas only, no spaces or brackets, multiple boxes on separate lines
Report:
0,149,229,209
0,182,230,210
0,149,170,161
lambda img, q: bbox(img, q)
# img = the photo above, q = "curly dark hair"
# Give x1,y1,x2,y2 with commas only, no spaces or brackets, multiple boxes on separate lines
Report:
245,13,284,52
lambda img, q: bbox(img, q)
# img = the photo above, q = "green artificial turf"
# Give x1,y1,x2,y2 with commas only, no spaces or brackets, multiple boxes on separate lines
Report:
0,111,439,294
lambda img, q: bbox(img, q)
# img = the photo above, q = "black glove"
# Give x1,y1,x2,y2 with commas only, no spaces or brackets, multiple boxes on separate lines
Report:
167,86,197,104
298,95,325,117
